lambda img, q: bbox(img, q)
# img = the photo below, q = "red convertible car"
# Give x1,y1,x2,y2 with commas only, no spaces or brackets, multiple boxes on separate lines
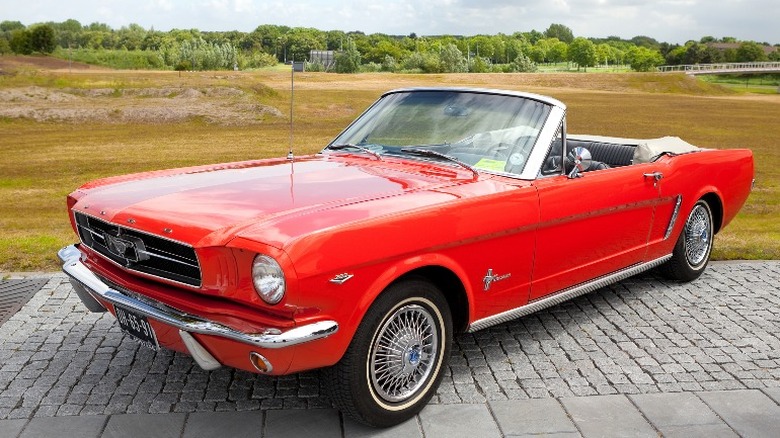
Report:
59,87,753,426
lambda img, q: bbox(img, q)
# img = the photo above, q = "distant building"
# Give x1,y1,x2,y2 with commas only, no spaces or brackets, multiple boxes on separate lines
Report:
707,42,777,56
310,50,337,70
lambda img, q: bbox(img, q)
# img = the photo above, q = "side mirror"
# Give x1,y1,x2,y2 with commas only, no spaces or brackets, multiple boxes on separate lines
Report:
567,146,592,178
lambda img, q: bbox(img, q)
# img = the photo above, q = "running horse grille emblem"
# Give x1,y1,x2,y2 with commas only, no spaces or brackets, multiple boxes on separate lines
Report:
103,233,150,265
483,269,511,291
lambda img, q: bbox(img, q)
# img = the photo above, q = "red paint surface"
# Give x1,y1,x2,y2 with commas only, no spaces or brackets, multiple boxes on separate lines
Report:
67,148,754,375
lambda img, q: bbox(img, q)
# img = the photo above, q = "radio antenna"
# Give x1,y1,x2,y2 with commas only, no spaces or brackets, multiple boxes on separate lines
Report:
287,56,295,161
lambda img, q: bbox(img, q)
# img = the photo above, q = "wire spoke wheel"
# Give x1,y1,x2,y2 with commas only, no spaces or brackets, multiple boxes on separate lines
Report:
659,199,715,282
684,203,712,268
325,279,451,427
369,304,438,403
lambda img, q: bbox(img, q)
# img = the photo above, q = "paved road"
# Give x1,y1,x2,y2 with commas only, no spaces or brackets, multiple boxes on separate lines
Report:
1,261,780,436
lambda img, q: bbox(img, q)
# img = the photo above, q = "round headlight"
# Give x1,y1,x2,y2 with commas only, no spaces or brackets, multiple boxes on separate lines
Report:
252,255,286,305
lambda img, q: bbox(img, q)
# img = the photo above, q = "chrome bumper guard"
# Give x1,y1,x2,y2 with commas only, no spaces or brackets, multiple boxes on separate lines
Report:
58,245,339,356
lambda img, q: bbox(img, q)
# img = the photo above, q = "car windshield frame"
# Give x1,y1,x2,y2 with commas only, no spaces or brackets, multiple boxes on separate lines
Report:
325,88,566,179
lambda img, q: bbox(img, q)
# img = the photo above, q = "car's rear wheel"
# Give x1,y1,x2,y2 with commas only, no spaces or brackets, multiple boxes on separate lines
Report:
325,279,452,427
659,200,714,281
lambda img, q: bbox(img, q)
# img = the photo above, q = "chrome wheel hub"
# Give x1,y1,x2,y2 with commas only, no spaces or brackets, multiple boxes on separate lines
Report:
684,204,712,267
370,304,438,403
407,345,421,367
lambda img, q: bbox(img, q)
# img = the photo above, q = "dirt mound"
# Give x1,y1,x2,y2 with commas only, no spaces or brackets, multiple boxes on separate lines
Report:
0,55,95,72
0,86,78,103
0,85,282,125
176,88,204,98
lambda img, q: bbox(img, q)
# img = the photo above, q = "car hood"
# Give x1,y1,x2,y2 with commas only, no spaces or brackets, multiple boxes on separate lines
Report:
71,154,478,248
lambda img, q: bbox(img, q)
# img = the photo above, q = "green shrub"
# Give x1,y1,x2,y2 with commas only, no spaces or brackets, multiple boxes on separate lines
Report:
238,51,278,69
305,60,325,71
359,62,382,73
381,55,398,72
511,54,538,72
54,47,165,69
335,39,361,73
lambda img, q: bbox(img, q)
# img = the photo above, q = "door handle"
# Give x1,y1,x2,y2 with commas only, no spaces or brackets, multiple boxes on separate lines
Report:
643,172,663,187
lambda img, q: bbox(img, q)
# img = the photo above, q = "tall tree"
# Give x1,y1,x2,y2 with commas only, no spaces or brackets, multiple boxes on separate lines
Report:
627,46,664,71
630,35,660,49
544,24,574,43
504,38,529,64
736,41,768,62
548,40,569,63
0,37,11,54
568,37,596,71
0,21,24,32
335,38,361,73
682,42,721,64
55,19,82,47
30,25,56,53
439,43,467,73
9,29,33,54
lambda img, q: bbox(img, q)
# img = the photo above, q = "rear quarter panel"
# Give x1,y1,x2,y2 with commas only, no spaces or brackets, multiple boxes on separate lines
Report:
646,148,753,259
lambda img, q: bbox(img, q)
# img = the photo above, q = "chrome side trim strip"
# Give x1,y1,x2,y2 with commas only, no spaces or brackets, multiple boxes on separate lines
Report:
665,195,683,240
467,254,672,332
58,245,338,350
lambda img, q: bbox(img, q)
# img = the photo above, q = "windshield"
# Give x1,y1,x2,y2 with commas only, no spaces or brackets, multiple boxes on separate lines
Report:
327,90,552,175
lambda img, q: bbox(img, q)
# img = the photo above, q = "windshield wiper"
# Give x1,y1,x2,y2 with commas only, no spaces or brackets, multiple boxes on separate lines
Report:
326,143,383,161
400,147,479,178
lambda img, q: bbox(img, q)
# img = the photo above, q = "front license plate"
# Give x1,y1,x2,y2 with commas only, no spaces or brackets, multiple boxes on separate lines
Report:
115,305,159,351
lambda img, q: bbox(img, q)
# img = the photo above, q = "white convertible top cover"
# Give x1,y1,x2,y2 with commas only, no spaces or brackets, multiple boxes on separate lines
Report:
568,134,700,164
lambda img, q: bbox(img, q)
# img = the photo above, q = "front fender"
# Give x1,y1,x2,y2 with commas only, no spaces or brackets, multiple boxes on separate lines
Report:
355,252,475,334
292,252,474,369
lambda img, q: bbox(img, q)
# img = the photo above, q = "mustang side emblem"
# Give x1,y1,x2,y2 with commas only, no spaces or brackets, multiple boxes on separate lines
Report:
103,233,149,265
483,269,511,291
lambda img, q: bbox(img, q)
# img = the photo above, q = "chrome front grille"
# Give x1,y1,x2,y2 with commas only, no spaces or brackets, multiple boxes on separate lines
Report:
74,212,201,287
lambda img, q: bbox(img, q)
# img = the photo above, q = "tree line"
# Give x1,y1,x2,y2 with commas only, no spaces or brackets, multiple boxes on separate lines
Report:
1,19,777,73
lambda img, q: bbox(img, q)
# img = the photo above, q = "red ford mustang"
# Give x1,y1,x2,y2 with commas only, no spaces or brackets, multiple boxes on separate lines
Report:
59,87,753,426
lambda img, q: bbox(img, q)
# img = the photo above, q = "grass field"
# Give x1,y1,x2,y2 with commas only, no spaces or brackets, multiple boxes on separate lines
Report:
699,74,780,95
1,58,778,271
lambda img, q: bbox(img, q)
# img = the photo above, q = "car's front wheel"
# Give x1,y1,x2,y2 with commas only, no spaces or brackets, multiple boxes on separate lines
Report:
659,199,714,281
325,279,452,427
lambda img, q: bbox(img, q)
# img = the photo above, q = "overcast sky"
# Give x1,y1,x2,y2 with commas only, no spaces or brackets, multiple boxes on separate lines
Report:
2,0,778,45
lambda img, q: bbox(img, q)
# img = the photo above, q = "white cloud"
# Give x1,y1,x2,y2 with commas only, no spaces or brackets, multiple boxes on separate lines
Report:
233,0,254,13
150,0,174,11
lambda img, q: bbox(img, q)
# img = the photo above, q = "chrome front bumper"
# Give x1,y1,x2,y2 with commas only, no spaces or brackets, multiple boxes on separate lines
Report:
58,245,338,359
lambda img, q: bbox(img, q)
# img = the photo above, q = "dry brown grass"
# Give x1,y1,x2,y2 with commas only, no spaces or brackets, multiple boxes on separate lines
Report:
0,64,778,271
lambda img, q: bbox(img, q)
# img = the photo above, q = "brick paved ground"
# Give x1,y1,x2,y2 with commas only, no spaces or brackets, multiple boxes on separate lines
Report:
1,262,779,421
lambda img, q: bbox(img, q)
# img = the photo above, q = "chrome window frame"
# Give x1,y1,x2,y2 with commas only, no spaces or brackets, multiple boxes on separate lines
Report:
325,87,568,182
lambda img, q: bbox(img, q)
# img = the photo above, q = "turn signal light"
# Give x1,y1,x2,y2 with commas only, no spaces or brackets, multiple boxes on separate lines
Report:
249,352,273,374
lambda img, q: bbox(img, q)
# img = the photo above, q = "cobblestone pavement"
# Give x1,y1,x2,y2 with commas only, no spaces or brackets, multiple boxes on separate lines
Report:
1,262,779,421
